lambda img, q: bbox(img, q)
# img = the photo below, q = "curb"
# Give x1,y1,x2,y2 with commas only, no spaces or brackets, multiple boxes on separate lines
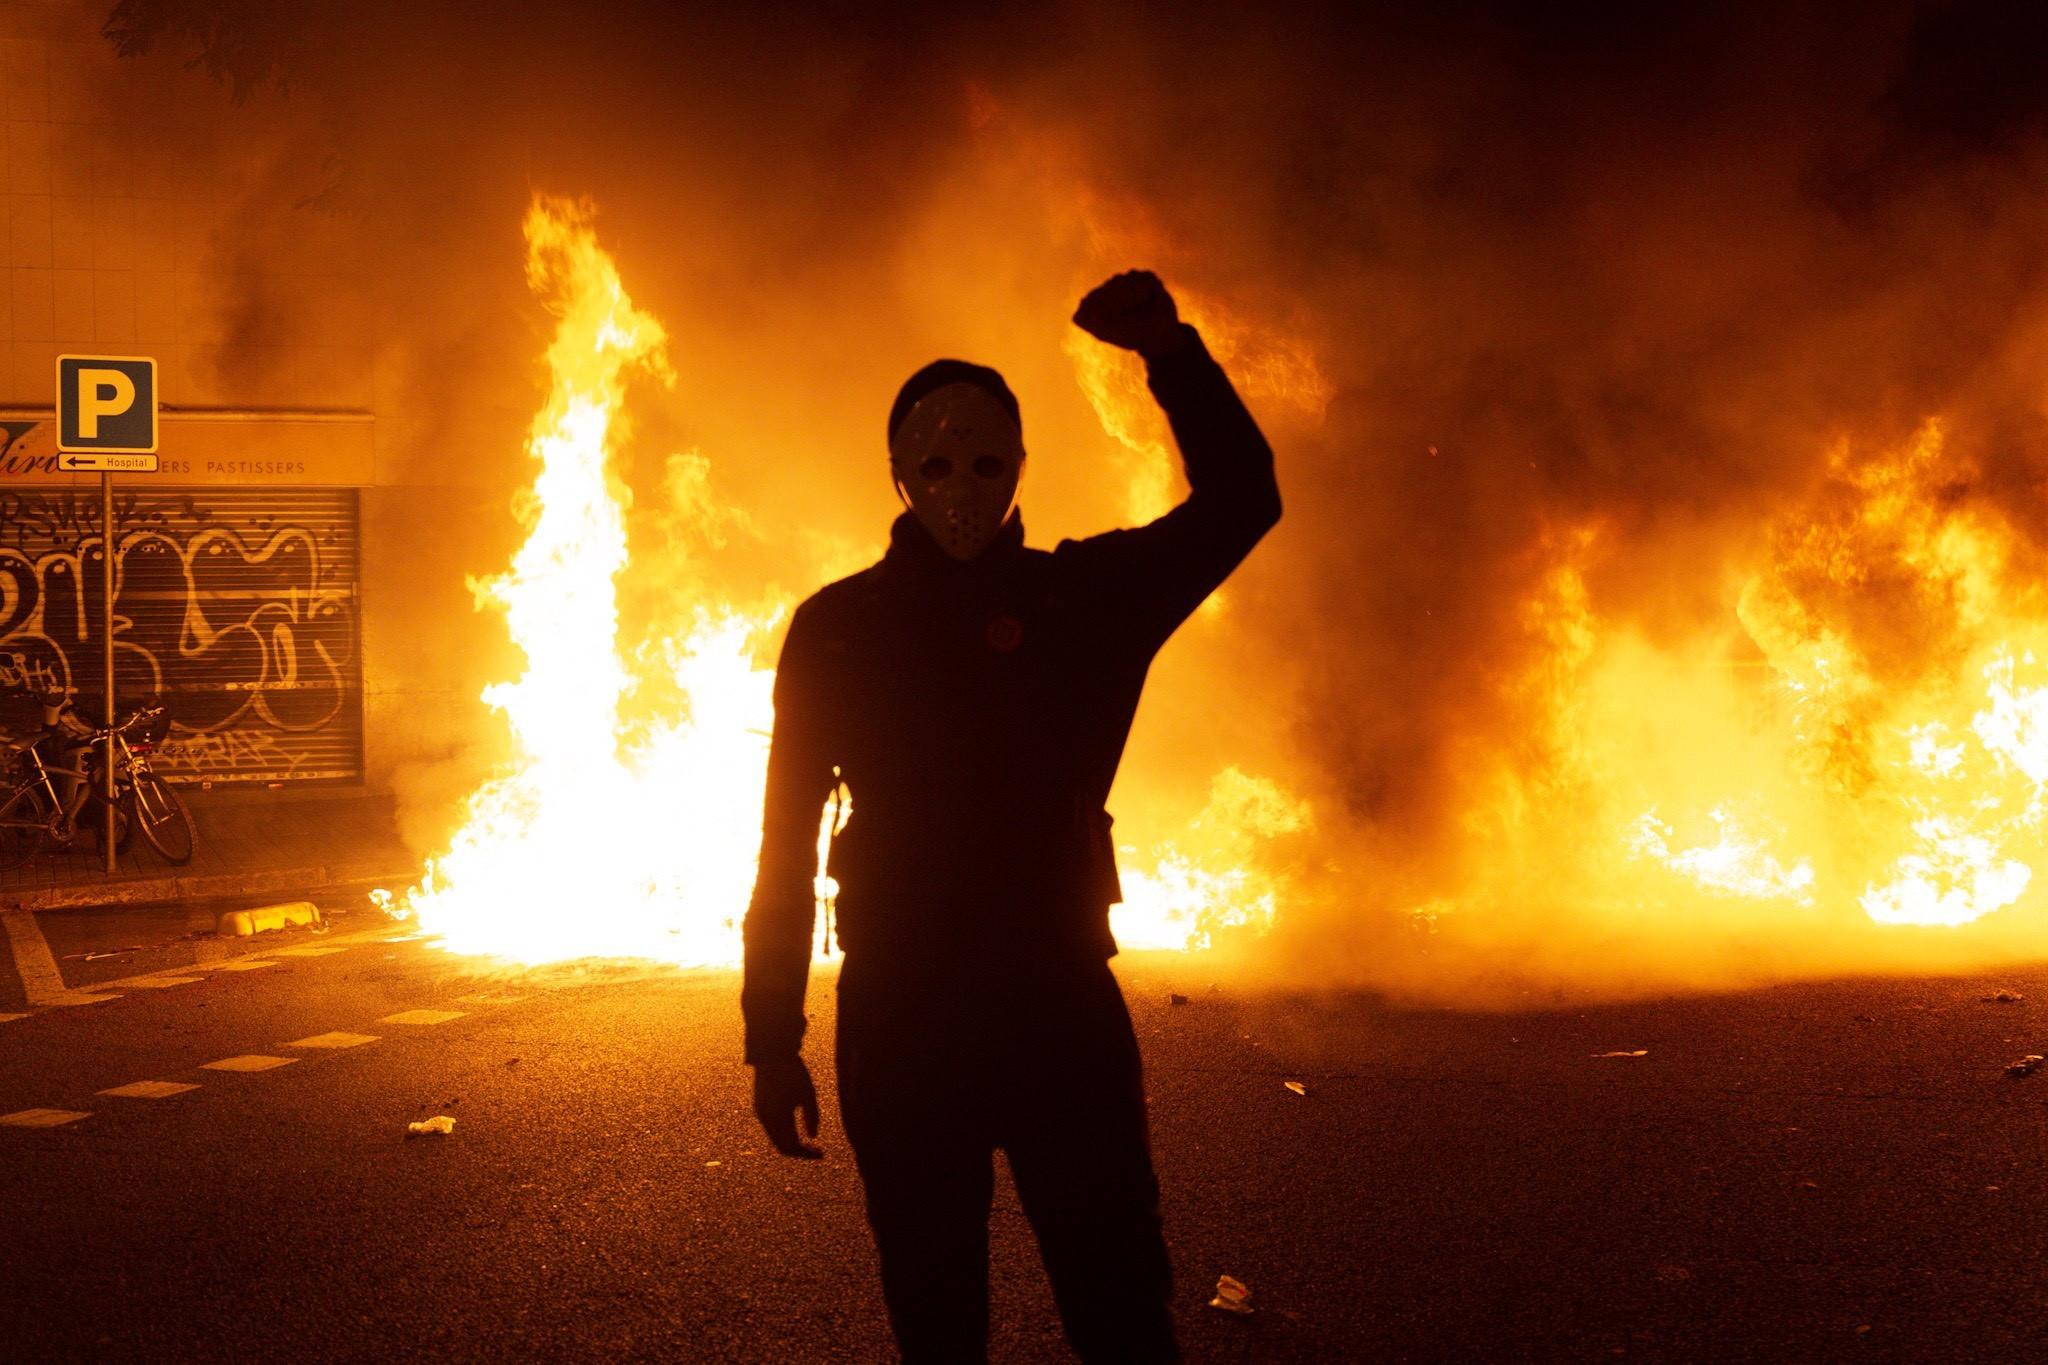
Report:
0,862,416,914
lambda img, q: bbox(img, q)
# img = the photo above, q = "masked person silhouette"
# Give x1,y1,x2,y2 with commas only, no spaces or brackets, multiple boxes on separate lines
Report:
743,270,1280,1364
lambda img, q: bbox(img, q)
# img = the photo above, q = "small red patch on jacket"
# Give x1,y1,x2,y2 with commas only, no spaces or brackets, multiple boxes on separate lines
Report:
984,613,1025,653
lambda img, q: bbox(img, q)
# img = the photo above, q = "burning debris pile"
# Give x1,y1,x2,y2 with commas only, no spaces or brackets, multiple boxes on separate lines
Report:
1427,419,2048,951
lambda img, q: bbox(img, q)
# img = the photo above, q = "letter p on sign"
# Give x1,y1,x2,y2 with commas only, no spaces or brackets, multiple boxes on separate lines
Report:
78,369,135,437
57,355,157,453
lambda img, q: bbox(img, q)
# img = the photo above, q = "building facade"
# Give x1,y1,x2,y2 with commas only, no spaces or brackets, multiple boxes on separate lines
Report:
0,3,504,810
0,413,369,783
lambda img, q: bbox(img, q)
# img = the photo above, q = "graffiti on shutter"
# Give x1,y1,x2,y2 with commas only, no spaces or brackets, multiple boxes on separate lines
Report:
0,487,362,782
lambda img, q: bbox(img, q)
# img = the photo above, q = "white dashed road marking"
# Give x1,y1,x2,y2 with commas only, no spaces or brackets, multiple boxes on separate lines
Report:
203,1055,297,1073
3,927,484,1140
99,1080,199,1099
0,909,85,1006
287,1032,378,1050
1,1108,90,1128
379,1010,465,1026
4,921,397,1025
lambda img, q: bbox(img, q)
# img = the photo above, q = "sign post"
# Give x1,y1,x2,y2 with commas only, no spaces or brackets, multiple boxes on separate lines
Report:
55,356,159,875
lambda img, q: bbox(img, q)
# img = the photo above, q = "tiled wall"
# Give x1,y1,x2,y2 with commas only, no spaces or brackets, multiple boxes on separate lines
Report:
0,2,375,411
0,6,539,797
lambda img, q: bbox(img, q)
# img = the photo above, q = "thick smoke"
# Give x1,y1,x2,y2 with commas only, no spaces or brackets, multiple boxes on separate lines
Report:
108,0,2048,998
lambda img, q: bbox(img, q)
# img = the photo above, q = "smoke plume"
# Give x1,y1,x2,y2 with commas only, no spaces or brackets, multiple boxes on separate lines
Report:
107,0,2048,999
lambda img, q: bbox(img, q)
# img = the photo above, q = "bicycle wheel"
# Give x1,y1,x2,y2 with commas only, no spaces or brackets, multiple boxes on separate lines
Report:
130,772,195,865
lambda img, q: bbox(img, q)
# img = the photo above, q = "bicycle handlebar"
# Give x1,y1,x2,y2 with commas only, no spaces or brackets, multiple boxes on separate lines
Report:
78,705,165,743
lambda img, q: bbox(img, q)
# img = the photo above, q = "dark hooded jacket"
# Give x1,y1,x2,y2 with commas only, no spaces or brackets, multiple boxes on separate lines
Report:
741,325,1279,1063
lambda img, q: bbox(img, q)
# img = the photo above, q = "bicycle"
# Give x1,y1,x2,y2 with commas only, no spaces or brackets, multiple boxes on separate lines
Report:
0,695,193,871
108,703,194,865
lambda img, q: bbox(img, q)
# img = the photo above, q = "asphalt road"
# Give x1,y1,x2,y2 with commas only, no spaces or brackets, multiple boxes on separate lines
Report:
3,900,2047,1362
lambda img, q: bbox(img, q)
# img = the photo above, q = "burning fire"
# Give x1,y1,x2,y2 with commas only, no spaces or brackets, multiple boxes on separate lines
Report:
1458,419,2048,937
401,197,782,965
397,195,2046,982
1113,768,1312,951
400,197,1301,965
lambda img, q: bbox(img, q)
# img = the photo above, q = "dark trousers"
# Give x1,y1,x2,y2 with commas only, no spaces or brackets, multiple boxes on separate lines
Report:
835,954,1178,1365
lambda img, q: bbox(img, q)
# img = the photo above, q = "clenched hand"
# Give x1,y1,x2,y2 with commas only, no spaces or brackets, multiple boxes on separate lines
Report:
1073,269,1189,359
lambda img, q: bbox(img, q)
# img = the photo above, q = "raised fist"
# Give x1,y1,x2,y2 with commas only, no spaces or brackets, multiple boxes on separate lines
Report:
1072,269,1186,357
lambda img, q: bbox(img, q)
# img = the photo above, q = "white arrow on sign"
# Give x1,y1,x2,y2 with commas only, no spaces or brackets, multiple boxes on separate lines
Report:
58,450,159,473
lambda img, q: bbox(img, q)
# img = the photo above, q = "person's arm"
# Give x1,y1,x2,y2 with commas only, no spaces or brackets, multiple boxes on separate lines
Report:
1066,271,1282,643
741,600,836,1157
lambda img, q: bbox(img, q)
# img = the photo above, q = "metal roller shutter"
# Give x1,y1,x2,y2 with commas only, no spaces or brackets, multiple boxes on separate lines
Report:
0,486,363,784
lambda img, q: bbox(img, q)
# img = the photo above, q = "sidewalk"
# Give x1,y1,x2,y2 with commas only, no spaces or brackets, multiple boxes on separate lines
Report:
0,791,417,912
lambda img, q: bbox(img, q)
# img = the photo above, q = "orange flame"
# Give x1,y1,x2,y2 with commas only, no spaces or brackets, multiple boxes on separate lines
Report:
401,198,788,965
1445,418,2048,942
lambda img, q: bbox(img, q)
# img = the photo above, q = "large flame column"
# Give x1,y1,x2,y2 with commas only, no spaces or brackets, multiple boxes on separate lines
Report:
405,197,689,963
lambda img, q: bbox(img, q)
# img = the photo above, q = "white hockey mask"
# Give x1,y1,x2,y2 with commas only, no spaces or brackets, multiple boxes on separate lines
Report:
889,382,1025,561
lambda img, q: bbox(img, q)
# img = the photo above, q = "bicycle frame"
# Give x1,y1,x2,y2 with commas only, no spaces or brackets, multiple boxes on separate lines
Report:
0,744,95,838
1,699,168,849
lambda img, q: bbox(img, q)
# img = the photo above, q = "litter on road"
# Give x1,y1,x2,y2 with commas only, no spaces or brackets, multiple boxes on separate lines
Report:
2005,1055,2044,1078
407,1115,456,1136
1170,992,1190,1006
1209,1274,1254,1315
1283,1080,1309,1097
1981,990,2026,1004
1592,1050,1649,1058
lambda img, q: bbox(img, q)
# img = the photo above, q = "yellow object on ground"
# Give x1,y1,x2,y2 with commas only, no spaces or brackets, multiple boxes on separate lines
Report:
218,901,322,937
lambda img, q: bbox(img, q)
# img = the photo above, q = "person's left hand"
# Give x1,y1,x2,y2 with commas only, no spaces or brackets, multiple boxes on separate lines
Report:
1073,270,1187,358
